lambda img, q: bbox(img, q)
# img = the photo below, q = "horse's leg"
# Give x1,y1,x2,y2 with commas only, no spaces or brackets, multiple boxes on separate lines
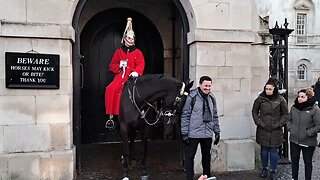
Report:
119,121,130,179
140,125,151,179
129,131,137,165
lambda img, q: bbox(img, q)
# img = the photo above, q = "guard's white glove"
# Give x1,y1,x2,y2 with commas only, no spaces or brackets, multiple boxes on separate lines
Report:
119,60,127,68
129,71,139,77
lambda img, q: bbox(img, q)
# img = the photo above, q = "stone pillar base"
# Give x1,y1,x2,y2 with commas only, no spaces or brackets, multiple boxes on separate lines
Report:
194,139,255,174
0,146,75,180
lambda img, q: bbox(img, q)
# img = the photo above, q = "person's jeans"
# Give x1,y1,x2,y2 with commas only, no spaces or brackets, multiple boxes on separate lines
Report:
185,138,212,180
290,142,315,180
260,146,278,171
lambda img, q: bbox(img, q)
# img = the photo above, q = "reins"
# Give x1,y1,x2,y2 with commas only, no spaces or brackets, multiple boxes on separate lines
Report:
128,78,163,126
127,77,187,126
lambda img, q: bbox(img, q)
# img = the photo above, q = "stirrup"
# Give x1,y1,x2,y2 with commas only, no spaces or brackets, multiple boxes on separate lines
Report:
105,115,115,130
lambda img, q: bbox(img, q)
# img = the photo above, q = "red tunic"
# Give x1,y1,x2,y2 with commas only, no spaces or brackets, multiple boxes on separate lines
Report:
105,47,145,115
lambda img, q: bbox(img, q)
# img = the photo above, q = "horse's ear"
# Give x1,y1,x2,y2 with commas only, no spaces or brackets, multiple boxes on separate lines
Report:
186,81,194,92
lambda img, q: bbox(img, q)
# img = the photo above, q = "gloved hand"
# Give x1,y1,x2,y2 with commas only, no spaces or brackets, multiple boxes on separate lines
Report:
129,71,139,77
182,135,189,145
119,60,127,68
214,133,220,145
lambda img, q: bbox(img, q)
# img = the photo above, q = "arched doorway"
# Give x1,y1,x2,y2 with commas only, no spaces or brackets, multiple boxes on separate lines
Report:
80,9,164,143
72,0,190,173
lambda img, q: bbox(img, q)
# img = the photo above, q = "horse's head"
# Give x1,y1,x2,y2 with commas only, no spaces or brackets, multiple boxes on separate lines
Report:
162,80,194,139
121,74,193,138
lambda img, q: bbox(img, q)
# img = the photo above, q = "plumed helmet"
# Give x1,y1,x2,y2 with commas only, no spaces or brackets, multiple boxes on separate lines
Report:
121,17,135,44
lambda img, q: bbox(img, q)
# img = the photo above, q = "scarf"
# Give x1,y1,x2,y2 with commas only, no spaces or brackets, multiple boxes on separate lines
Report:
261,90,278,100
198,87,212,122
294,96,317,111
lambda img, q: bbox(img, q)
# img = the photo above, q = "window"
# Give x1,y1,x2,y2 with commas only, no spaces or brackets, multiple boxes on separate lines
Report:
297,64,307,80
296,13,307,43
297,13,306,35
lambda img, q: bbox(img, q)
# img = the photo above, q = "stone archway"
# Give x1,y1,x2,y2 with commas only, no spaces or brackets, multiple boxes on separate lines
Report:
72,0,190,172
80,8,164,143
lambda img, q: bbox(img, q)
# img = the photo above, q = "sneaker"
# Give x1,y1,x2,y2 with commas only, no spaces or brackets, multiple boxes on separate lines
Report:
269,170,277,180
260,168,268,178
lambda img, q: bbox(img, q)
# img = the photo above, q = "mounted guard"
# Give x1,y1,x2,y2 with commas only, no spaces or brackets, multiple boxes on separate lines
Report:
105,17,145,129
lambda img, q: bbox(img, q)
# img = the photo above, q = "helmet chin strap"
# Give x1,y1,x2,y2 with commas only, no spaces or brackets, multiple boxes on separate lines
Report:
124,38,135,47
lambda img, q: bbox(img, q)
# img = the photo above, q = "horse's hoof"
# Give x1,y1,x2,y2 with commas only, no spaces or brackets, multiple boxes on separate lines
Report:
122,177,129,180
141,175,149,180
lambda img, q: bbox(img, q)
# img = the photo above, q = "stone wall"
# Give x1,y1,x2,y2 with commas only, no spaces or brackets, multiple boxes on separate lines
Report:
186,0,270,173
0,0,75,179
0,0,273,178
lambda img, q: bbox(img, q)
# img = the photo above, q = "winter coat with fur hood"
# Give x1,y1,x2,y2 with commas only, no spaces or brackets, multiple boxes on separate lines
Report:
252,92,288,147
288,97,320,147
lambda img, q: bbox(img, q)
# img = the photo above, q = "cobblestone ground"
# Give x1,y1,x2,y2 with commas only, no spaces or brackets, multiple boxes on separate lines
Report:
77,140,320,180
215,145,320,180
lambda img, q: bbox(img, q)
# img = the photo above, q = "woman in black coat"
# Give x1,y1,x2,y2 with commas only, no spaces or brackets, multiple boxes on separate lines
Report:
252,78,288,180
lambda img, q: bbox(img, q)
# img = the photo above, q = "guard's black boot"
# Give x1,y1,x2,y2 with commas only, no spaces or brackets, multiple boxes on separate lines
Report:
105,115,115,130
260,168,268,178
269,170,277,180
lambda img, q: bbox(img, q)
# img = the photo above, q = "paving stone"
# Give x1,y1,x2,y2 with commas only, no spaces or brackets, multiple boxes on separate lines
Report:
76,141,320,180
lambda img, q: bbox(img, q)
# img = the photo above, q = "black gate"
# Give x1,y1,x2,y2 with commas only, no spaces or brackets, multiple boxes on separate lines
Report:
269,18,293,163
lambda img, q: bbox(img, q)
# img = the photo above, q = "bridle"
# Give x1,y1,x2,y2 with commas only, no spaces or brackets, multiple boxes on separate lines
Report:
127,78,188,126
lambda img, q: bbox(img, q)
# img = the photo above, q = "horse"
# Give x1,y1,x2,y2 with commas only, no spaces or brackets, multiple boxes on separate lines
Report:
118,74,193,180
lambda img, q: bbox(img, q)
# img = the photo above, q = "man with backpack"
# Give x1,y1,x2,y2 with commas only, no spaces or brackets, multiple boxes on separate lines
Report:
181,76,221,180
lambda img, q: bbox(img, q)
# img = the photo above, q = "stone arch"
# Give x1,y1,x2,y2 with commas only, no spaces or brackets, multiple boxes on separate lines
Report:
291,58,312,93
296,58,311,81
174,0,195,30
293,0,314,10
71,0,191,171
296,58,311,67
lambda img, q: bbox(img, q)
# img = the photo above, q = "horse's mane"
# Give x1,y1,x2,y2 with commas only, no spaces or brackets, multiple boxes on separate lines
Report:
136,74,181,87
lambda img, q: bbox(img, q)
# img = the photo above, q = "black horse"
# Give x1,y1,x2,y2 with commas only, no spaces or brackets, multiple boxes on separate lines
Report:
118,74,193,180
